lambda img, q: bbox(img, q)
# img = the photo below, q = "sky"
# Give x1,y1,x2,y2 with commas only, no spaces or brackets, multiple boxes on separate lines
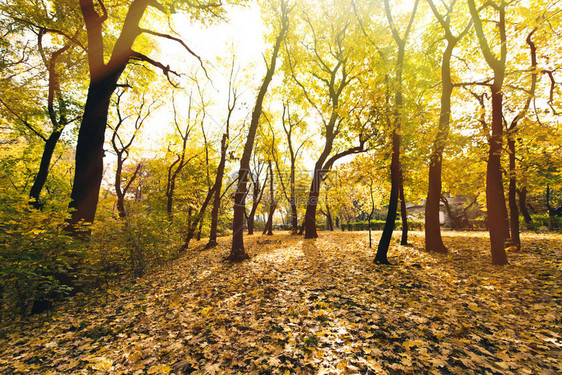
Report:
137,3,267,151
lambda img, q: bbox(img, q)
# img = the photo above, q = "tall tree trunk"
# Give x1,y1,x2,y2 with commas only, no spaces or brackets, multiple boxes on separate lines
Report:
115,153,126,218
230,1,288,261
326,203,334,231
68,78,117,226
69,0,152,227
29,36,71,209
468,0,509,265
375,0,418,264
423,5,465,252
29,130,62,209
486,87,509,264
399,178,408,245
375,130,400,264
506,29,537,250
518,187,532,224
507,137,520,249
181,187,215,251
304,168,322,238
206,134,228,249
247,214,255,235
290,194,298,235
263,160,275,235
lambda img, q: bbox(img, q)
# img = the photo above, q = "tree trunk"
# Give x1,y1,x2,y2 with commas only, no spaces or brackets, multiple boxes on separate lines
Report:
263,205,275,235
29,130,62,209
290,199,298,234
68,78,117,226
115,152,126,218
375,130,400,264
181,187,214,251
467,0,508,265
304,169,321,239
375,0,418,264
486,87,509,264
518,187,532,224
424,27,456,253
326,203,334,231
229,1,288,261
206,134,228,249
247,213,255,235
399,179,408,245
507,137,520,250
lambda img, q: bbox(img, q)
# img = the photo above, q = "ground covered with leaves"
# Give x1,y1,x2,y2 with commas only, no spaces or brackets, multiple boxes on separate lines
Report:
0,231,561,374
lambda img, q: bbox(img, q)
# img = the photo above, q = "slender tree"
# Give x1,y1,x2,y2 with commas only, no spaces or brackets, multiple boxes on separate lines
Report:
229,0,290,261
467,0,509,265
285,3,369,239
263,160,276,235
246,158,269,235
271,101,307,234
166,96,198,220
424,0,471,253
506,28,538,250
374,0,419,264
110,90,155,218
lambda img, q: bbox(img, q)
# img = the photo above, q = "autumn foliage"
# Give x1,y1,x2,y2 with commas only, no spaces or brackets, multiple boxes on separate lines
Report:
1,232,561,374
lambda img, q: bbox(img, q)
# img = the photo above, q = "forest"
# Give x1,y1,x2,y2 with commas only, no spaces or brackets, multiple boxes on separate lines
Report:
0,0,561,373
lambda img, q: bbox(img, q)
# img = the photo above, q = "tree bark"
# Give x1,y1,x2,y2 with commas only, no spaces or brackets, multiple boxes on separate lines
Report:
399,179,408,245
518,187,532,224
68,0,152,227
375,129,400,264
423,1,466,253
206,134,228,249
506,29,537,250
229,1,289,261
263,160,275,235
375,0,418,264
29,130,62,209
30,36,71,208
69,77,118,226
507,137,520,249
326,203,334,231
468,0,509,265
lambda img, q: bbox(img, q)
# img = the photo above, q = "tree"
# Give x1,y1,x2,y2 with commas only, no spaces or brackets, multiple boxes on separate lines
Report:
374,0,419,264
67,0,221,227
0,2,85,209
166,95,198,220
110,89,156,218
424,0,471,253
272,101,307,234
285,0,370,239
229,0,290,262
206,59,241,249
262,160,276,235
245,156,269,235
467,0,509,265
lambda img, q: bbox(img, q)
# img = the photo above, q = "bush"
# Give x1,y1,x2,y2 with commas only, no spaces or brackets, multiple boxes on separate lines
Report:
524,214,562,232
0,199,85,319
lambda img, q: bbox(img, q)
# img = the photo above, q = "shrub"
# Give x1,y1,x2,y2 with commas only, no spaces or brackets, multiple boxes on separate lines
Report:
0,198,85,319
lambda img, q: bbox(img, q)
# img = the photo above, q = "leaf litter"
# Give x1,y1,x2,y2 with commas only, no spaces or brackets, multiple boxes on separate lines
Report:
0,231,560,374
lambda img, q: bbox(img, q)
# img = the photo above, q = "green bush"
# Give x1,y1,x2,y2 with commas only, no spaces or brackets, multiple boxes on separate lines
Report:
524,214,562,232
0,199,85,319
341,219,425,232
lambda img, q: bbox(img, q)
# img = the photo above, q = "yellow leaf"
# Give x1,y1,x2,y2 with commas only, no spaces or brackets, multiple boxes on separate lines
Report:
148,364,172,374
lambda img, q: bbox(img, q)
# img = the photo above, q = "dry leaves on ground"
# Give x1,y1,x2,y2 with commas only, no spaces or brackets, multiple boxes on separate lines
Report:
0,231,560,374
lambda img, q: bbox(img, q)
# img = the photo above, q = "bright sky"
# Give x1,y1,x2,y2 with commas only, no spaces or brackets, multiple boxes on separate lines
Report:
137,4,266,150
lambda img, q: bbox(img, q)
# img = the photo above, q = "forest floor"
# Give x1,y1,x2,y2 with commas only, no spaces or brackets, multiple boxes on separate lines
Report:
0,231,561,375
